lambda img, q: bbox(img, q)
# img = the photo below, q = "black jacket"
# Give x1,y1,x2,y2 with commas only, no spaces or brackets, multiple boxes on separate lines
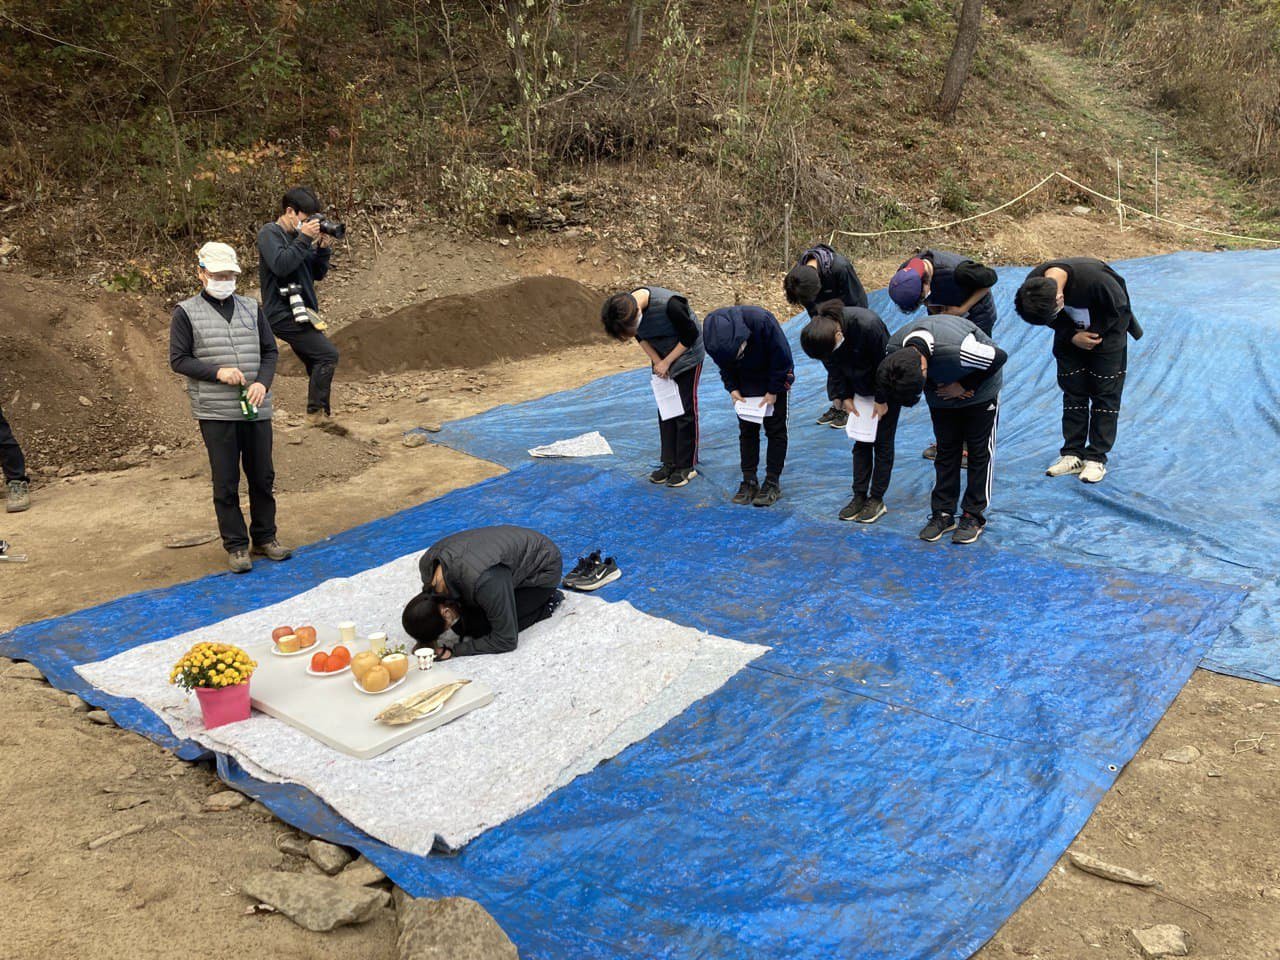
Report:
824,307,890,400
797,244,868,312
256,222,332,328
418,526,562,657
703,305,795,397
1028,258,1143,341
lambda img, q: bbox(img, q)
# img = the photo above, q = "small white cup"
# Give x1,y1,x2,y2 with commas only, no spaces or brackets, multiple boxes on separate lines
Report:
368,631,387,656
415,648,435,671
338,621,356,644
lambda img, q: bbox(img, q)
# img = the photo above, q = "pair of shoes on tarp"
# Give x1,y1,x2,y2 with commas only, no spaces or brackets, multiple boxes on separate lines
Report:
563,549,621,592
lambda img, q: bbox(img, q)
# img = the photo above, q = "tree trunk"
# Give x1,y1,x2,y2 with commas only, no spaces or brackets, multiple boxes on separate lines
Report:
624,0,644,59
937,0,984,123
738,0,760,122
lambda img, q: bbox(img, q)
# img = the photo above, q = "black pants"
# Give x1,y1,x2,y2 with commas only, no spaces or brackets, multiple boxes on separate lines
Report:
199,419,277,553
738,389,789,482
929,398,999,522
851,403,901,500
272,320,340,415
456,585,558,641
0,401,27,483
1054,334,1126,463
825,370,840,409
657,363,701,469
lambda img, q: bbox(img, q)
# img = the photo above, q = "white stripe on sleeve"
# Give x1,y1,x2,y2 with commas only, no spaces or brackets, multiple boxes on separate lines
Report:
959,333,996,369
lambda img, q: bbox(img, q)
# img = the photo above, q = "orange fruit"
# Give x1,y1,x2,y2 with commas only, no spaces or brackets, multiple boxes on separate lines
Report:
310,652,329,672
331,645,351,665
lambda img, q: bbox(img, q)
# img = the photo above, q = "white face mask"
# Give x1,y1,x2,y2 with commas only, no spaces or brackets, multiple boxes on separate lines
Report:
205,278,236,299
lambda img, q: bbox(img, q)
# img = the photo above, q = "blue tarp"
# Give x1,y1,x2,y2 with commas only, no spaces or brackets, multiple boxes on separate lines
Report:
0,462,1242,959
436,250,1280,684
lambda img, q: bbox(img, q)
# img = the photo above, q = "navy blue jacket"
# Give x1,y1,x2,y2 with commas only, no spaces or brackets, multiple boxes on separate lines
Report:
703,305,795,397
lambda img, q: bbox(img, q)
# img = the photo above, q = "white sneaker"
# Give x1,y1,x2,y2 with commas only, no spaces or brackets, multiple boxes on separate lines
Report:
1045,455,1085,477
1080,461,1107,484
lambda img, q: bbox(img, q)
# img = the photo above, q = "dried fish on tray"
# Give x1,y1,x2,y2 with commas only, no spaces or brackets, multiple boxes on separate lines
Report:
375,679,471,726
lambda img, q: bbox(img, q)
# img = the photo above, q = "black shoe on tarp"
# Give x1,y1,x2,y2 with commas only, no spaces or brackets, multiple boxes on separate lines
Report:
918,512,957,542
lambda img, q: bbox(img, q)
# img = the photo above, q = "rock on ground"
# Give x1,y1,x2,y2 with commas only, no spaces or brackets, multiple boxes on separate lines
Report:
242,872,389,932
396,895,519,960
1161,745,1202,764
402,432,427,448
203,790,246,812
338,856,386,886
1067,850,1157,886
86,710,115,726
1131,924,1190,958
4,662,45,681
307,838,354,875
274,832,310,857
66,693,89,712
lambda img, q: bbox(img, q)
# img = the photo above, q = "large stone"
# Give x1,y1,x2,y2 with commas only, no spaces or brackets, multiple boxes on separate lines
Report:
396,896,519,960
203,790,247,812
1161,745,1201,764
1067,851,1157,886
1131,924,1189,958
307,838,354,875
274,832,310,857
241,871,390,932
4,662,45,681
337,856,386,887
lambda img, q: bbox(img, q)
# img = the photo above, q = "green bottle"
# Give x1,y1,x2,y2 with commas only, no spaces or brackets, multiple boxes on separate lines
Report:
238,386,259,421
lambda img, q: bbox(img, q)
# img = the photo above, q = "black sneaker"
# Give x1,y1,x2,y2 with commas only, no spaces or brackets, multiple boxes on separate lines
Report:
649,464,674,484
922,443,938,461
828,409,848,429
666,467,697,488
855,497,887,524
918,512,957,542
816,407,840,426
951,514,985,544
570,556,621,592
563,550,602,588
752,480,782,507
838,494,866,521
732,479,759,505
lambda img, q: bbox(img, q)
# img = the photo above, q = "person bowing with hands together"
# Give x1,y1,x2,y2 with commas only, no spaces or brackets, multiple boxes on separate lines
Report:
170,242,292,574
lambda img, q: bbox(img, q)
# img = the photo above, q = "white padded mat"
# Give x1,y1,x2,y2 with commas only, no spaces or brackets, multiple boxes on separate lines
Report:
76,552,767,850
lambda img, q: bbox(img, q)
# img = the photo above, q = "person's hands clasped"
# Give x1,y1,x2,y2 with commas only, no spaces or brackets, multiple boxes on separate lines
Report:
216,367,246,386
246,383,267,406
1072,331,1103,351
652,359,671,379
936,382,973,400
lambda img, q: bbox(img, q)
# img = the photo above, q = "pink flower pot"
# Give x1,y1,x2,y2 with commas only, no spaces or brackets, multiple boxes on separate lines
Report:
194,682,251,729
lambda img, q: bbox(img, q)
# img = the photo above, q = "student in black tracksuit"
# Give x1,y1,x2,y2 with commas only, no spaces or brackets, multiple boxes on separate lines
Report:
402,525,564,659
783,243,868,430
257,186,341,427
601,287,705,487
703,305,795,508
0,400,30,513
800,300,897,524
1014,258,1143,485
877,315,1008,545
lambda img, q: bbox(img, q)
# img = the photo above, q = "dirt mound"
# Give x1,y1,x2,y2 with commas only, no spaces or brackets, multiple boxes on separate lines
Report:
325,276,607,376
0,274,190,476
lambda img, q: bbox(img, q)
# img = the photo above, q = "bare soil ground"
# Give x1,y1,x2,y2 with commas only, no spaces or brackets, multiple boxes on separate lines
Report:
2,211,1278,960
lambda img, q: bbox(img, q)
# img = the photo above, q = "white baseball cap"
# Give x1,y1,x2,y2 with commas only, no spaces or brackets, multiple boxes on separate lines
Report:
197,241,241,274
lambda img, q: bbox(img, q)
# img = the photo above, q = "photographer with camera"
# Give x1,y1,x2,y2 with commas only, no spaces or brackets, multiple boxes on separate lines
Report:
257,185,345,431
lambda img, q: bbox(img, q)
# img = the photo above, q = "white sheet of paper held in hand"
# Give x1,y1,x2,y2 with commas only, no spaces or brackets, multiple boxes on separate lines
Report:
734,397,773,424
845,395,880,443
651,374,684,421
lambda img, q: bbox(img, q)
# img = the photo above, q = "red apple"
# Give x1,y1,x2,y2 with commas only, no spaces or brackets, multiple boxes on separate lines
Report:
272,626,294,644
295,625,318,648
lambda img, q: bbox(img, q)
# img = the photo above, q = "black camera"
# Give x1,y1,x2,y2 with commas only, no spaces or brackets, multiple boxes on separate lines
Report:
308,214,346,240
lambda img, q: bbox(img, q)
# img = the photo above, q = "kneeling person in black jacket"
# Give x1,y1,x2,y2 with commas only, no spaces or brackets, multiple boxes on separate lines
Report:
402,526,564,659
800,301,897,524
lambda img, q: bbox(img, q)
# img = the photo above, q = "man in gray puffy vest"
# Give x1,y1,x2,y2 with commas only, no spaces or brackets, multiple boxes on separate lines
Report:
876,315,1008,545
169,242,293,573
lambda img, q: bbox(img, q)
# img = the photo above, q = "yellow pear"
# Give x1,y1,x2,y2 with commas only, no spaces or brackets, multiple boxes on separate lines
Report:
361,665,391,693
351,650,381,682
381,654,409,682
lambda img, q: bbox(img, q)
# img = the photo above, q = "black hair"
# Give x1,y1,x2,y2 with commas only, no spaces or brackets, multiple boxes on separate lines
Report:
601,292,640,340
281,185,321,216
401,591,446,649
799,300,846,361
783,264,821,307
1014,276,1059,325
875,346,926,407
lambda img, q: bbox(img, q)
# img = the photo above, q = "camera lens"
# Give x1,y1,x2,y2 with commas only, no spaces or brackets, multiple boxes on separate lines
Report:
320,219,346,240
